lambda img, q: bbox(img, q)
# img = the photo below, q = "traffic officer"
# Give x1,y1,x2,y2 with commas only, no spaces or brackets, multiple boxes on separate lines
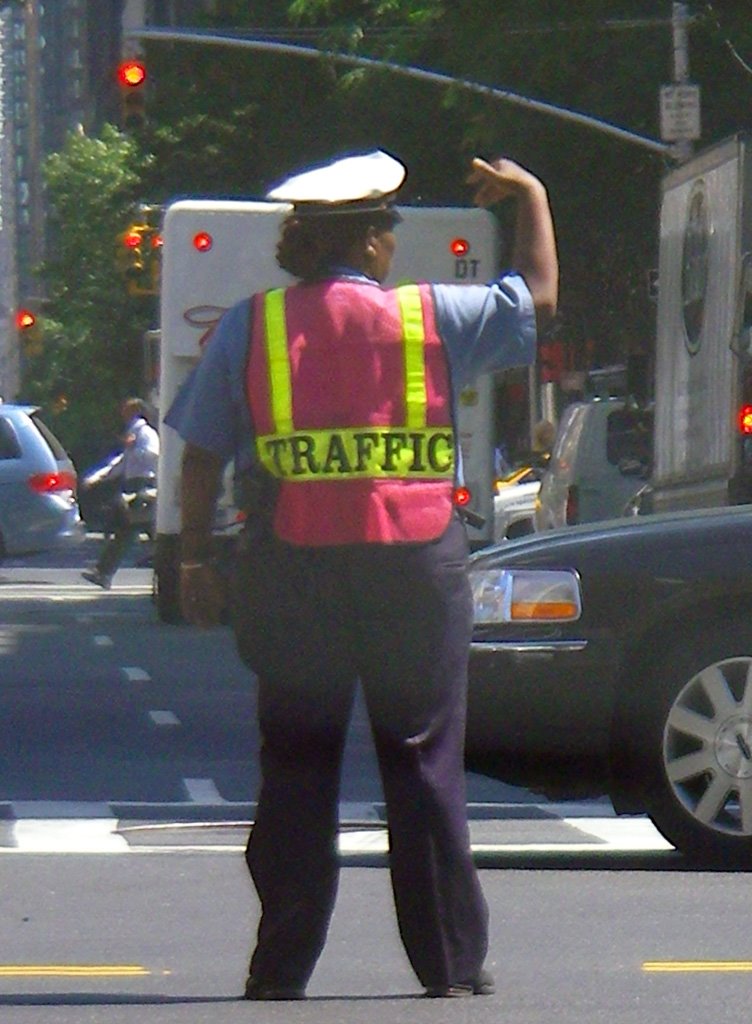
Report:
165,149,558,1000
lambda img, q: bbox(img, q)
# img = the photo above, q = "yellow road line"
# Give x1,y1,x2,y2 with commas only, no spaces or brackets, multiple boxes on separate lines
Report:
643,961,752,973
0,965,150,977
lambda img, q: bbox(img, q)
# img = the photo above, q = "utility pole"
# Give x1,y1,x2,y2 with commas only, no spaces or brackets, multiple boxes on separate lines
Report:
659,2,700,162
0,5,19,399
23,0,44,286
672,2,694,163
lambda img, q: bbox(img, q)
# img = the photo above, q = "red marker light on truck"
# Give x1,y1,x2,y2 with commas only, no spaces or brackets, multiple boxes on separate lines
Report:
739,405,752,434
453,485,472,507
193,232,213,252
450,238,470,257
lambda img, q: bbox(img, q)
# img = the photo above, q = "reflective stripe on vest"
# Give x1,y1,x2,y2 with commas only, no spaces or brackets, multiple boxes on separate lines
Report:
255,284,455,482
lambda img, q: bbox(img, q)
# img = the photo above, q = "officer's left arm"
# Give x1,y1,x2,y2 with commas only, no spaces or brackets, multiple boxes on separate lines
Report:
467,156,558,328
432,276,537,389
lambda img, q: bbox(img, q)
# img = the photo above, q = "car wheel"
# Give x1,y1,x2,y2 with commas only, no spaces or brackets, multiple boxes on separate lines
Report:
637,620,752,863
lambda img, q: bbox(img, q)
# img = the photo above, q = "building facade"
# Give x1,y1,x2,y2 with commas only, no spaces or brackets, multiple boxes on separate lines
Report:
0,0,125,399
0,0,224,400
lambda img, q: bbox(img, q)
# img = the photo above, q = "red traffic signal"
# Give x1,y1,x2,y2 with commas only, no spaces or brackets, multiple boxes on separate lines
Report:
117,59,147,130
123,228,144,249
117,223,161,296
117,59,146,89
16,308,42,355
739,404,752,435
16,309,36,330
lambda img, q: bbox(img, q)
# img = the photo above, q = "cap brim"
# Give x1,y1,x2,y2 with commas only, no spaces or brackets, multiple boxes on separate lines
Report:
290,198,403,222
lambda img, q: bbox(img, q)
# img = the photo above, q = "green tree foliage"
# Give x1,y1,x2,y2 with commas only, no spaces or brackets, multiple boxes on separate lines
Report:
22,125,155,467
31,1,752,455
138,6,357,202
283,1,752,362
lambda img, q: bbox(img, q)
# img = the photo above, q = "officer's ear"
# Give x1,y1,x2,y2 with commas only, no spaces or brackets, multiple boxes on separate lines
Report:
365,226,379,258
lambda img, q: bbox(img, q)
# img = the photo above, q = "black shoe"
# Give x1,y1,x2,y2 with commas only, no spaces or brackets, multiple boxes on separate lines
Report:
81,570,112,590
424,968,495,998
243,977,306,1001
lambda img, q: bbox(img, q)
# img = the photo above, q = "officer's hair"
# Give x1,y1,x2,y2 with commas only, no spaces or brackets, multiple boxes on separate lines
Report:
276,210,397,281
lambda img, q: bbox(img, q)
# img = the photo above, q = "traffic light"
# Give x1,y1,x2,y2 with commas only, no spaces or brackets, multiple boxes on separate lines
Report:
16,308,42,356
16,309,36,331
117,58,147,130
117,222,162,296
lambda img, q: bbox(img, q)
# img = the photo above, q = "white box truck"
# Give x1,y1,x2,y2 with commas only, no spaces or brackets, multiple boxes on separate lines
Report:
153,198,512,621
535,132,752,530
651,132,752,511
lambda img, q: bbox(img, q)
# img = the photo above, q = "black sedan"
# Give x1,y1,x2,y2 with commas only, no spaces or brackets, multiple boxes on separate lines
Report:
465,504,752,863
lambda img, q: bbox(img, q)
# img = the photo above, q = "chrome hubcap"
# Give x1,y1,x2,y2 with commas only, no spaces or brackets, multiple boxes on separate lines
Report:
663,656,752,836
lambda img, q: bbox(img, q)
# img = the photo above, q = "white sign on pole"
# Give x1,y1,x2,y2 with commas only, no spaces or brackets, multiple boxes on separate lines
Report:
659,84,701,141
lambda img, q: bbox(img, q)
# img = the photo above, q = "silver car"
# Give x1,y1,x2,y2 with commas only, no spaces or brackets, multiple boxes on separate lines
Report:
0,403,85,558
535,397,653,530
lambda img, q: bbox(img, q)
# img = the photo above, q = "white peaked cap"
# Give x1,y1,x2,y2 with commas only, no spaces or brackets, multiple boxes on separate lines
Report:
266,150,407,213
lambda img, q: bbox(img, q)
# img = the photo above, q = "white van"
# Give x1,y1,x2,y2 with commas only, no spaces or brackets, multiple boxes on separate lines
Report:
534,397,653,530
154,199,505,621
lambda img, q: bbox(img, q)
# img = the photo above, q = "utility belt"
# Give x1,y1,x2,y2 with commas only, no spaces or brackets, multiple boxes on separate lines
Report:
236,469,280,520
235,465,486,537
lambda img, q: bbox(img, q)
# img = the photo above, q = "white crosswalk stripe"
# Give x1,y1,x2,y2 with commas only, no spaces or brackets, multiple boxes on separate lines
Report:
0,801,673,855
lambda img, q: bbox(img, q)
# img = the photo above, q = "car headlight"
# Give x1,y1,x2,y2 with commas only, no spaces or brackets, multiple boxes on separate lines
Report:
469,568,582,624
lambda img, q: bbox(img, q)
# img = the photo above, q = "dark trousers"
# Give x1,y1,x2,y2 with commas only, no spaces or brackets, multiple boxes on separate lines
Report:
96,500,139,579
96,479,155,579
230,515,489,990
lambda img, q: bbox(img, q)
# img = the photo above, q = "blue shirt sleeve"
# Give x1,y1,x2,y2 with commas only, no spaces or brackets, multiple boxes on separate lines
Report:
431,272,537,389
163,300,253,465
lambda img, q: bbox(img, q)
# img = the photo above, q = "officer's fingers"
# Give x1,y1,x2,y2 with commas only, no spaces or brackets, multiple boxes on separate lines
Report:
466,157,493,186
471,180,512,208
467,158,515,207
467,156,496,174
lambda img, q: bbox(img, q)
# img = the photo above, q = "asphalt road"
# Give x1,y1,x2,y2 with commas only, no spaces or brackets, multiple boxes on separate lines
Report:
0,540,750,1022
0,852,749,1023
0,536,529,813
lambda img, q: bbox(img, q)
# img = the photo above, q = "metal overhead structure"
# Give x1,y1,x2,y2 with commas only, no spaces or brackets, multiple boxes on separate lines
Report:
125,25,677,159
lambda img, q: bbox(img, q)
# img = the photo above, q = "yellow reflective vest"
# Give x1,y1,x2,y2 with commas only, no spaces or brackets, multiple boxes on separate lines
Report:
246,279,455,545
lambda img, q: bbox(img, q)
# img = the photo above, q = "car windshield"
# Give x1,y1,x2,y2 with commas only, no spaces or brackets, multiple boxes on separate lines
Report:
606,408,653,466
